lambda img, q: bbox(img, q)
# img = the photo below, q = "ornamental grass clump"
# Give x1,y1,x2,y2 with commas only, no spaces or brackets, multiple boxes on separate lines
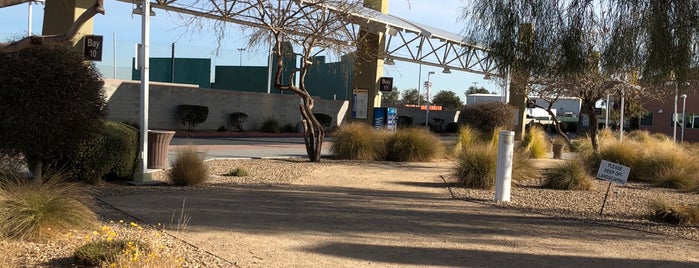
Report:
330,122,385,161
650,199,699,226
168,146,208,186
225,167,249,177
453,126,479,154
521,126,550,159
0,172,97,241
541,159,592,190
455,143,497,189
384,127,444,162
634,140,699,189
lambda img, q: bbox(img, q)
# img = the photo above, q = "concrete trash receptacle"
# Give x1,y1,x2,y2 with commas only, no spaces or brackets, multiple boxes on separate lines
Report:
552,143,565,159
147,130,175,169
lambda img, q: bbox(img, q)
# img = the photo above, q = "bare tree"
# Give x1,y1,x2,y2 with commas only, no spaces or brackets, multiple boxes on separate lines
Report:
174,0,365,162
0,0,105,52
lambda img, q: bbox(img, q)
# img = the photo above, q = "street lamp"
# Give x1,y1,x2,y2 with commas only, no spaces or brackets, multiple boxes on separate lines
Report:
681,94,687,142
425,71,435,128
237,48,246,66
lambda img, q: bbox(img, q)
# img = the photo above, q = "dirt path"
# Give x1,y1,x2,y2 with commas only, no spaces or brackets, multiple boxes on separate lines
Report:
100,161,699,268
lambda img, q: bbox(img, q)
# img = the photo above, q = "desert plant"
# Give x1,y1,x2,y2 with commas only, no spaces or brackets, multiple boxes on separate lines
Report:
260,117,281,133
453,126,480,154
0,173,97,241
74,239,149,266
168,146,208,186
634,142,699,189
650,199,699,226
61,121,139,184
0,46,106,180
521,126,550,159
384,127,444,162
541,159,593,190
225,167,249,177
455,143,497,189
457,101,514,137
230,112,248,132
178,105,209,131
584,140,639,179
313,113,333,130
331,122,386,161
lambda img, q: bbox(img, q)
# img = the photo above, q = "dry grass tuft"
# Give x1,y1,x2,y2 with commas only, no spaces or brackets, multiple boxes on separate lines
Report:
521,126,551,159
384,127,444,162
330,122,385,161
650,199,699,226
168,146,208,186
541,159,593,190
0,172,97,241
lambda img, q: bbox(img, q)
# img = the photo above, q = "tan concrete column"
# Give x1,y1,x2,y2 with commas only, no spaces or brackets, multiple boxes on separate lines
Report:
510,23,534,140
42,0,95,48
352,0,388,123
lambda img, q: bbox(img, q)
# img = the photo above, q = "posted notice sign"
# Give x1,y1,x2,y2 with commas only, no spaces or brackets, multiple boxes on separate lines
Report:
83,35,103,61
596,160,630,185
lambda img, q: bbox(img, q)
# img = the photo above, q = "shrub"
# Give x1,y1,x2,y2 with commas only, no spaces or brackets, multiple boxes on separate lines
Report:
0,46,106,177
331,122,385,161
521,126,550,159
168,146,207,186
230,112,248,132
74,239,149,266
61,121,138,184
281,124,296,133
584,140,639,179
444,122,459,133
541,159,592,190
0,173,97,241
178,105,209,131
260,117,281,133
397,116,413,127
225,167,249,177
313,113,333,130
634,142,699,189
455,143,497,189
384,128,443,162
458,102,514,137
650,199,699,226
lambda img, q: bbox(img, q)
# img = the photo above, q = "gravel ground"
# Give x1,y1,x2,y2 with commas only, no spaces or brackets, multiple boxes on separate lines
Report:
4,158,698,267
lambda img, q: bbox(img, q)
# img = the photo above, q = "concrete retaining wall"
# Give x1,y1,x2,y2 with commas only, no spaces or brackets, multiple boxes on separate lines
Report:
103,79,350,131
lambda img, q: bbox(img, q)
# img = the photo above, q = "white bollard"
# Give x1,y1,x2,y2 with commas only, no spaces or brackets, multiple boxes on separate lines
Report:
494,130,515,202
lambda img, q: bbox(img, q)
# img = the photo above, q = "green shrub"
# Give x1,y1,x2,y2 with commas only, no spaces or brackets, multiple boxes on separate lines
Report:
397,116,413,127
0,173,97,241
455,143,497,189
168,146,207,186
384,128,443,162
313,113,333,130
178,105,209,131
0,46,106,177
457,102,514,137
331,122,385,161
521,126,550,159
260,117,281,133
281,124,296,133
61,121,138,184
541,159,592,190
650,199,699,226
230,112,248,132
225,167,249,177
74,239,149,266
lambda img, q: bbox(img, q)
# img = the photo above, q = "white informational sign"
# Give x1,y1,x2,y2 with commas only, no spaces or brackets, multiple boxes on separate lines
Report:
596,160,631,185
352,89,368,119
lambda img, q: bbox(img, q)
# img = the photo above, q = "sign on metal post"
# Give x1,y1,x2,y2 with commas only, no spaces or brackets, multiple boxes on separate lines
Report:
83,35,103,61
596,160,631,215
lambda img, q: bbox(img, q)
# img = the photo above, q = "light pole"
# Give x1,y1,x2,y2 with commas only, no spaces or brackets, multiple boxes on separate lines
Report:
681,94,687,142
673,76,678,143
416,45,422,106
425,71,435,128
237,48,246,66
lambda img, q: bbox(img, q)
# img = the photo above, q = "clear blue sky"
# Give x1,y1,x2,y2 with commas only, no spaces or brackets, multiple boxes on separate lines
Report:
0,0,500,98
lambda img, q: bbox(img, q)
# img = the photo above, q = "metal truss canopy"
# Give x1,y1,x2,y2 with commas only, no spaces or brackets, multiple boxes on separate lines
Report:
118,0,502,76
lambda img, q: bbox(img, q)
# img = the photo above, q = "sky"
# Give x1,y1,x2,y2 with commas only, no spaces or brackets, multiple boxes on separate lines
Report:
0,0,500,99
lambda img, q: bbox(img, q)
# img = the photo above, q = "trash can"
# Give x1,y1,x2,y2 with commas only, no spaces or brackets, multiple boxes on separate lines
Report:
147,130,175,169
552,143,565,159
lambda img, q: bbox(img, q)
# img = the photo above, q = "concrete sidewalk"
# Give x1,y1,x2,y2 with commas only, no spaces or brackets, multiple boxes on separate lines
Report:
101,161,699,268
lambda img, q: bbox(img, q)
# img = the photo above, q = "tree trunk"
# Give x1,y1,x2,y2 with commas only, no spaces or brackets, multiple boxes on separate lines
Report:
583,100,600,152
